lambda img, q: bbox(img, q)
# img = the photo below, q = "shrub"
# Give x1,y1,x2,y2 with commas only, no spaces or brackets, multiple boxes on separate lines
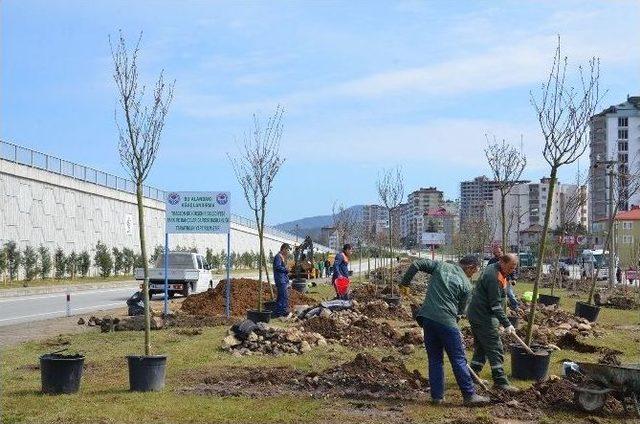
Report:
66,251,78,279
122,248,135,274
149,245,164,265
54,248,66,279
78,251,91,277
5,241,21,281
94,241,113,278
39,246,52,279
23,246,39,281
113,247,125,275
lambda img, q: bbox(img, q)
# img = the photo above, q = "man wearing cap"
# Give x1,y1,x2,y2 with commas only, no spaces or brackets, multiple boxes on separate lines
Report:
467,253,519,392
273,243,291,318
401,255,489,406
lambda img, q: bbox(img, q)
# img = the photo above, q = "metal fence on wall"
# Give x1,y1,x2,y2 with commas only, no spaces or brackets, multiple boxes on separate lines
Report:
0,139,332,251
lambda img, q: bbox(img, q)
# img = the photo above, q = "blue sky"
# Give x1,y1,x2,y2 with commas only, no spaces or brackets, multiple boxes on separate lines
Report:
2,0,639,224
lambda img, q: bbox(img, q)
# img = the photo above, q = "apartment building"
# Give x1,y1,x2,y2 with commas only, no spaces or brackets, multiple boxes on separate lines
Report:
407,187,443,245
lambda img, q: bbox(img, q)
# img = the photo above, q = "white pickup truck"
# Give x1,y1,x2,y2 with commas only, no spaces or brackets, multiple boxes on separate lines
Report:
134,252,214,297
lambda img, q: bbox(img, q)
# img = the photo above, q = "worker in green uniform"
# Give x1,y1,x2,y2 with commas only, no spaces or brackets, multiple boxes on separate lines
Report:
401,255,490,406
467,253,519,392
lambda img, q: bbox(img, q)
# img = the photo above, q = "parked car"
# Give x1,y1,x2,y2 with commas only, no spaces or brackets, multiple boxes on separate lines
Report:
134,252,213,297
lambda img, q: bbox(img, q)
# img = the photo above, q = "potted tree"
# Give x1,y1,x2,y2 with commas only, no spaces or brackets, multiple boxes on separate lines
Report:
515,37,601,380
111,31,175,391
229,106,285,323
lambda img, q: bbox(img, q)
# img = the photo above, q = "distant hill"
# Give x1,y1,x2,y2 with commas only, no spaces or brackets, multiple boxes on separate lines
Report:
276,205,363,244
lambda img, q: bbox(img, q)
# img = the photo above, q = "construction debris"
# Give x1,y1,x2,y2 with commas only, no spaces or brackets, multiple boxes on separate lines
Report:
181,278,314,317
222,320,327,356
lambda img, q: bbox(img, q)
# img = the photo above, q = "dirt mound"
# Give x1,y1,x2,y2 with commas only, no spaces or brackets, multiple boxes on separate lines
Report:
595,288,639,310
354,299,414,321
178,353,428,400
598,351,622,366
306,353,428,400
299,310,419,353
181,278,314,316
491,377,575,420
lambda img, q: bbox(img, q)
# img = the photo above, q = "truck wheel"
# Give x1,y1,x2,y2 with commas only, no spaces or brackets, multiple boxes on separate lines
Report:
168,292,175,299
182,282,190,297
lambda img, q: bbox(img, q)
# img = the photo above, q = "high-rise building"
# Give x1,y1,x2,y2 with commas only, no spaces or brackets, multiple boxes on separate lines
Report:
589,96,640,226
490,178,588,250
361,204,388,235
407,187,443,244
460,176,530,223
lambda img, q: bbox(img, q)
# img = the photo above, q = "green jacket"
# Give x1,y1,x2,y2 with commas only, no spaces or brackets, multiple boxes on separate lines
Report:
401,259,472,328
467,262,511,328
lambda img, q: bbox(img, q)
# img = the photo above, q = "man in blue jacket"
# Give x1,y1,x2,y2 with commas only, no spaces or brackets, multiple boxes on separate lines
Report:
332,243,352,298
273,243,291,317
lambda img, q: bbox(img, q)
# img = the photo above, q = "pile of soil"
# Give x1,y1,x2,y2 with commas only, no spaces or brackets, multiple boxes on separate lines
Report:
222,322,327,356
354,299,414,321
555,332,621,356
515,303,603,347
179,353,429,401
598,351,622,366
491,377,575,420
595,288,640,310
181,278,314,317
491,376,626,419
305,353,428,400
299,310,419,353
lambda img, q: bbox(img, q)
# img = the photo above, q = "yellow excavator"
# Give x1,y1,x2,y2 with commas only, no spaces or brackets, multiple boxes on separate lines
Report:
288,236,315,279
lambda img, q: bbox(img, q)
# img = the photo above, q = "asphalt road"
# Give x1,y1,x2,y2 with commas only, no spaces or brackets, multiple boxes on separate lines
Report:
0,263,367,327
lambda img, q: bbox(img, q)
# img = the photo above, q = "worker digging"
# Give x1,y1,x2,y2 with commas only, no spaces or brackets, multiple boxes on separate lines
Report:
467,253,520,392
401,254,490,406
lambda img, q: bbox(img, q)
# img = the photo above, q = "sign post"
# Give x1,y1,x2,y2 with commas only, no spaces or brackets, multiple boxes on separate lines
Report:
421,232,445,261
165,191,231,317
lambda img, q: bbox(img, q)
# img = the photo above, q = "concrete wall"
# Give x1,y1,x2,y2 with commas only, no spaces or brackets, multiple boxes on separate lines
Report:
0,159,329,265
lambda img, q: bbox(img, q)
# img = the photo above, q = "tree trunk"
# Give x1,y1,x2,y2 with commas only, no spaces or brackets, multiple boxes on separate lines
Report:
388,210,394,296
259,206,274,298
525,167,557,345
501,193,507,252
136,182,151,356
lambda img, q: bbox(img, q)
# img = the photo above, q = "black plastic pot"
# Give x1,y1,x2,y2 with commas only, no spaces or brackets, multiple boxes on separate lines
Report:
508,316,519,328
40,353,84,394
575,301,600,322
263,301,277,312
247,309,272,323
538,294,560,306
126,355,167,392
510,344,551,381
382,295,401,306
291,278,308,293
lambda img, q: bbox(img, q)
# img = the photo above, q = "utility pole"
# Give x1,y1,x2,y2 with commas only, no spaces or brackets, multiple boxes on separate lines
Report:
595,157,618,288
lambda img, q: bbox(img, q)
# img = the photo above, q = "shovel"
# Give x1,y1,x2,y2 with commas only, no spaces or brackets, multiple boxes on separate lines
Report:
466,364,489,391
510,332,536,355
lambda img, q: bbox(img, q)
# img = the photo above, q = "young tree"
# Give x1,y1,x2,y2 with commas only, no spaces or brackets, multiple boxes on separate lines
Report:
149,245,164,266
94,241,113,278
122,247,135,274
113,247,125,275
54,248,66,279
0,247,7,284
23,246,39,282
111,31,174,355
525,36,602,345
38,246,52,279
485,136,527,252
376,167,405,295
66,251,78,279
5,241,21,281
228,105,285,312
78,251,91,277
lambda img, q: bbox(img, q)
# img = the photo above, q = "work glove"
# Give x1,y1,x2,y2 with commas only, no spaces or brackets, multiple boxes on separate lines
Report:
505,325,516,335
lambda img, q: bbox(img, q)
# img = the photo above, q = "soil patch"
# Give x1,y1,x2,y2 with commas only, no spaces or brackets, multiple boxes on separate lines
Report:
178,353,428,401
597,351,622,366
180,278,314,317
299,310,419,353
595,288,639,310
354,299,414,321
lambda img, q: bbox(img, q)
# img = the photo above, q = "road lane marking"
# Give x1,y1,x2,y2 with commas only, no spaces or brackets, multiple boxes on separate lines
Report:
0,287,139,303
0,302,125,323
